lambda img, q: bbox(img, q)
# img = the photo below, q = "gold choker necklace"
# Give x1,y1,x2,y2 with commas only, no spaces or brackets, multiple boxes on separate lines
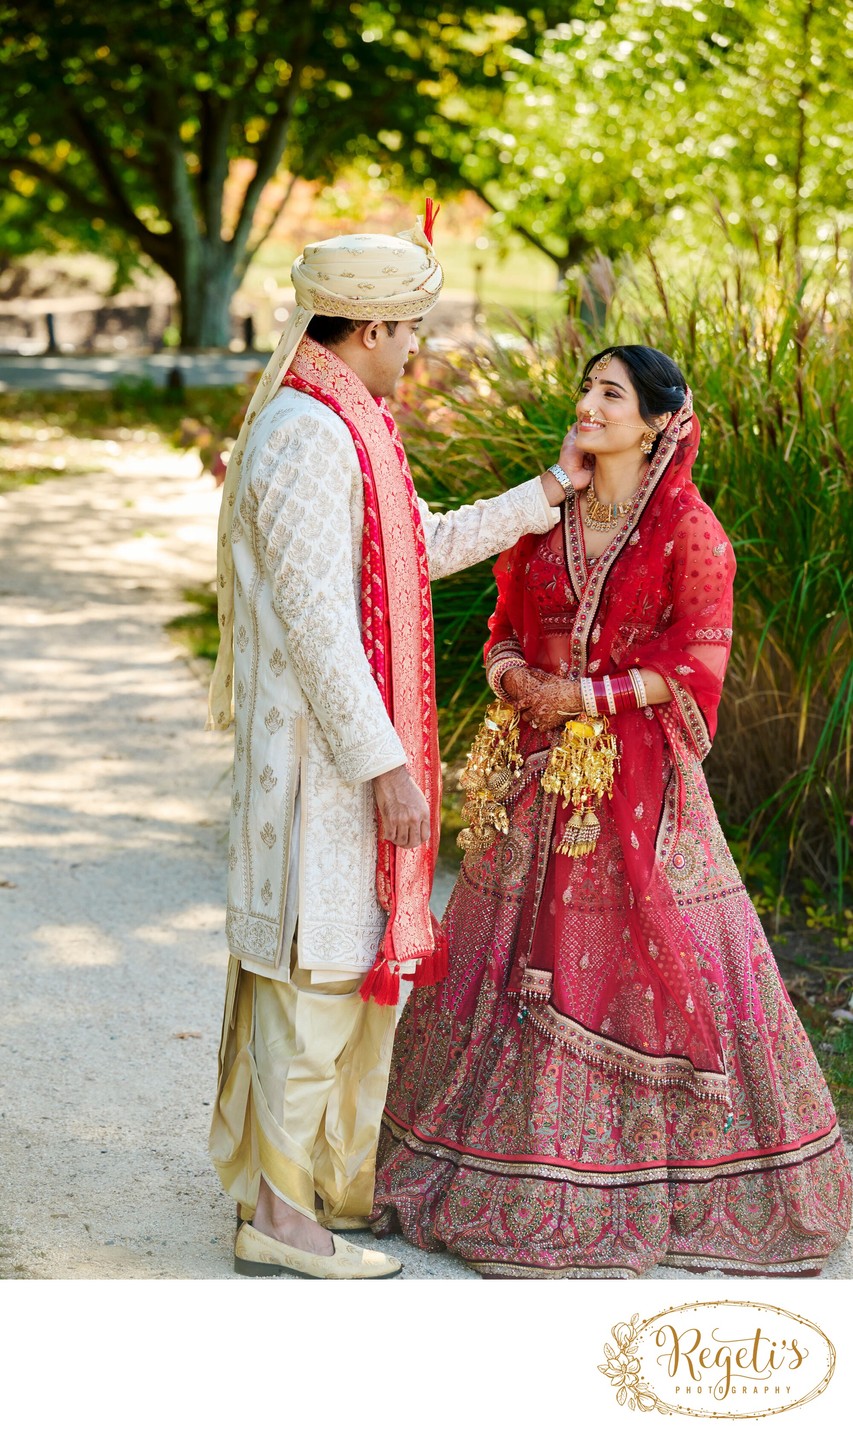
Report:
584,476,639,532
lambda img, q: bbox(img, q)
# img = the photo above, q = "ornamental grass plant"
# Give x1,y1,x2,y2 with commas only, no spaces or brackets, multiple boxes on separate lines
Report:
404,238,853,909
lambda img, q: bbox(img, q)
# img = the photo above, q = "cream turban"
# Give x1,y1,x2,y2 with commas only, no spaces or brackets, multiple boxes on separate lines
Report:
206,217,443,729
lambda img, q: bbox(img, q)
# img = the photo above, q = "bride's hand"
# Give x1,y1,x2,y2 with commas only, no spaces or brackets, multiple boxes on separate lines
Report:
517,673,580,732
502,666,541,708
558,425,593,492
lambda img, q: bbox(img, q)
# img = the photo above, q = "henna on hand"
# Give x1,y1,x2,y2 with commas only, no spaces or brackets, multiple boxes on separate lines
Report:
502,665,541,708
502,666,581,730
517,673,581,732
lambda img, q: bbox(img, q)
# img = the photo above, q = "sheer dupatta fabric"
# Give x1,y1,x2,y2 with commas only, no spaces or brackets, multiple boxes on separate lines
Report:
485,396,738,1103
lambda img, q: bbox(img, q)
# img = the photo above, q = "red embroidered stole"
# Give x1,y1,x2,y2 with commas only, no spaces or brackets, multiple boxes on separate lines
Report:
284,337,445,1002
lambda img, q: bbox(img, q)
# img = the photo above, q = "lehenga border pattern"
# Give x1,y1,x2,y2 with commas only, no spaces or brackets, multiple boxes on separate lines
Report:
468,1258,640,1279
380,1112,844,1191
470,1253,825,1278
519,967,552,1000
657,1253,826,1277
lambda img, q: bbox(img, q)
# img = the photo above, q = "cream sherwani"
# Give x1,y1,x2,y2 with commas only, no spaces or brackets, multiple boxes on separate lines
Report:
226,386,559,984
211,384,559,1222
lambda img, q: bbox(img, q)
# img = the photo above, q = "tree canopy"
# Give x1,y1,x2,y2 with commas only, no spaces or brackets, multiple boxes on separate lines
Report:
0,0,558,344
410,0,853,271
1,0,850,343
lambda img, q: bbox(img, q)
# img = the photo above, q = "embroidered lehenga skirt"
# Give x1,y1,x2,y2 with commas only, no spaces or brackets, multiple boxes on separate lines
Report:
372,747,851,1278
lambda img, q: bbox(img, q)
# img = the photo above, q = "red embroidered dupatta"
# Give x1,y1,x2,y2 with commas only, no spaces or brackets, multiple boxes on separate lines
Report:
486,397,737,1101
283,338,445,1003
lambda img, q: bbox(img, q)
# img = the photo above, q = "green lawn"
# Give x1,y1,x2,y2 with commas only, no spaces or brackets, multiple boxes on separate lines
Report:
0,386,244,442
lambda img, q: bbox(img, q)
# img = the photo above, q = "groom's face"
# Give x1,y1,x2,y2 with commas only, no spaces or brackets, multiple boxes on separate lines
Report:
361,319,421,397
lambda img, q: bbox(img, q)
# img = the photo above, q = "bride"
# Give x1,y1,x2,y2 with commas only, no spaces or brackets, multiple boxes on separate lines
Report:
371,344,851,1277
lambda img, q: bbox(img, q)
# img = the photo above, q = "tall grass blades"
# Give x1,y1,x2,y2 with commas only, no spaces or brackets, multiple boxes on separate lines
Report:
402,241,852,905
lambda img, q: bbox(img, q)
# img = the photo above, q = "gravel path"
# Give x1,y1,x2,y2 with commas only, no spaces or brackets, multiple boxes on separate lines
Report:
1,449,849,1280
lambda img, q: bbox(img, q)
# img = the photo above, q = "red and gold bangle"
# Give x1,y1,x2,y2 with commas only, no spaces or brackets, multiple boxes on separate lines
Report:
613,675,637,712
583,670,647,715
628,668,648,709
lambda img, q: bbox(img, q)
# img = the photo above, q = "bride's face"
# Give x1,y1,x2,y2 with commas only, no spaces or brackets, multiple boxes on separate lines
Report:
575,355,656,456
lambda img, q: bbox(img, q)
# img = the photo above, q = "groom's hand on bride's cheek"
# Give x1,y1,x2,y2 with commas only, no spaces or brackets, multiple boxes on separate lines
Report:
559,425,593,491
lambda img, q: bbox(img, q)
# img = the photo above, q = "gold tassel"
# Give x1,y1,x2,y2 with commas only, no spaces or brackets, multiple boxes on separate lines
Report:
541,717,619,857
457,702,523,854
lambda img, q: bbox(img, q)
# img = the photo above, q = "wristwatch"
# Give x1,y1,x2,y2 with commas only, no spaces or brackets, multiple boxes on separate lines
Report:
547,462,575,498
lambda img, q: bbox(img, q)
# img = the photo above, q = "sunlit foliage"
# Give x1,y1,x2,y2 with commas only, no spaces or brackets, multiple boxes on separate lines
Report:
419,0,853,270
0,1,556,343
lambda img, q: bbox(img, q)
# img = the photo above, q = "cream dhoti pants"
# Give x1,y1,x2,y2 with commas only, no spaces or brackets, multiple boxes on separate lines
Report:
209,951,396,1221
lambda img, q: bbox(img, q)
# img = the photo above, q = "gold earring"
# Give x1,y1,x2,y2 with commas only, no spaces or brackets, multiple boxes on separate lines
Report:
640,428,656,455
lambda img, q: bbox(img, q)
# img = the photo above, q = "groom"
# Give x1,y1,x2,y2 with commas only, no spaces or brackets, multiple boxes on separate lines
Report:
207,210,578,1278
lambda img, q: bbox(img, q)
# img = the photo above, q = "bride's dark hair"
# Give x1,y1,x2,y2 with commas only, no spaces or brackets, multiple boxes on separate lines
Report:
581,345,687,425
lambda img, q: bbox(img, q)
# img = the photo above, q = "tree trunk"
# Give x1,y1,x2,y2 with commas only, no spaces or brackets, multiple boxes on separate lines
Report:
791,0,816,265
174,242,238,349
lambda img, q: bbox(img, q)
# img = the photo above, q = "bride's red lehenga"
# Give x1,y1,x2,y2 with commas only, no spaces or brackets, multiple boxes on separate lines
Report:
371,398,852,1277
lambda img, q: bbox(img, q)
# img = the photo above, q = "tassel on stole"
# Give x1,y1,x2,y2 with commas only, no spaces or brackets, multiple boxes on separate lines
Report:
361,921,448,1006
360,959,400,1006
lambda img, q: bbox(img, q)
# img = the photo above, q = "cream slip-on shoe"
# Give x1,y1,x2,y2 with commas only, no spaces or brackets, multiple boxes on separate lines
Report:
233,1221,401,1280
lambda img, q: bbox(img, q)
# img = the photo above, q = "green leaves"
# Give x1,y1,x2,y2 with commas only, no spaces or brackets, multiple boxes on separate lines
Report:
436,1,852,270
0,0,553,342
